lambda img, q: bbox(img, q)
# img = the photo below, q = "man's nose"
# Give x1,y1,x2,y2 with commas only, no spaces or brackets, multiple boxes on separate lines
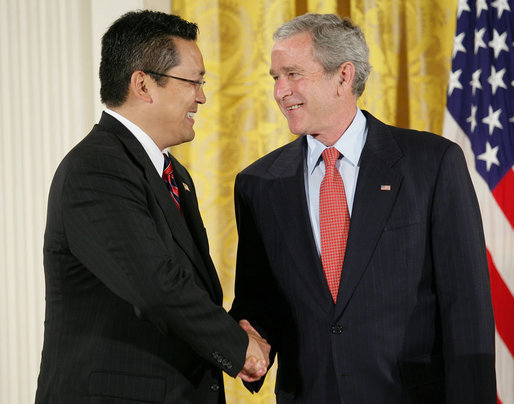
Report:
196,86,206,104
274,77,292,100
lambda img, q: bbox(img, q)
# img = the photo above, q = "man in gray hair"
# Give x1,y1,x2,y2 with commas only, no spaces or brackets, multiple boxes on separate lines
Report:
230,13,496,403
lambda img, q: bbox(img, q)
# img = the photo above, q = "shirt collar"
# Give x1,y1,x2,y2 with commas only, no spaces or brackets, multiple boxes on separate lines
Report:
306,107,367,174
104,108,166,175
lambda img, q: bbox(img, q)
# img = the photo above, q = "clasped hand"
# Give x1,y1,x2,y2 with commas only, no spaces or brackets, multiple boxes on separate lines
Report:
238,319,271,382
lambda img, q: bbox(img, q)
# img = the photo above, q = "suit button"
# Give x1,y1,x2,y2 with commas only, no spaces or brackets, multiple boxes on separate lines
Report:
210,383,220,392
331,325,343,334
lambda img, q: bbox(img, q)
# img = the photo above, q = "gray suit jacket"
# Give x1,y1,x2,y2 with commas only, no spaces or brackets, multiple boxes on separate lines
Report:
230,111,496,403
36,112,247,403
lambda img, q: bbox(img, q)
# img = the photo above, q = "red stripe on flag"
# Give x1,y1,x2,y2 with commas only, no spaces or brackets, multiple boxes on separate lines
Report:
497,395,502,404
487,249,514,357
492,169,514,230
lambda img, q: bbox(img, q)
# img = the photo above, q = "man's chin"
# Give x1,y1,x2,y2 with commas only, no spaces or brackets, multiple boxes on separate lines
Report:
288,126,307,136
169,132,195,148
286,121,308,136
183,131,196,143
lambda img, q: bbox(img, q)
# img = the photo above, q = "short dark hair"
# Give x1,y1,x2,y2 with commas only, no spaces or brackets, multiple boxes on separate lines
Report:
100,10,198,107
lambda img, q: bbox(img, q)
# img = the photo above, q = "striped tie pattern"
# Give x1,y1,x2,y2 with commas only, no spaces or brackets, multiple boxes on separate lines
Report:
319,147,350,303
162,153,181,212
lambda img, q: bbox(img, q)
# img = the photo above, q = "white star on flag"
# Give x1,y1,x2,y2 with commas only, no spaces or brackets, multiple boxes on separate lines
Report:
453,32,467,58
470,69,482,95
488,29,508,58
488,66,507,94
448,69,463,95
474,28,487,54
476,0,488,17
492,0,511,18
467,105,478,132
477,142,500,171
458,0,471,17
481,105,503,135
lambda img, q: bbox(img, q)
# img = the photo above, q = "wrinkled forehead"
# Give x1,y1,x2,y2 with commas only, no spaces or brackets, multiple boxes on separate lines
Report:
271,31,313,55
270,33,320,75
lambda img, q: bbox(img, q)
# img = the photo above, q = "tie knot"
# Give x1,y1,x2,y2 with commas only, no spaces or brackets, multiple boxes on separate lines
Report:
322,147,340,168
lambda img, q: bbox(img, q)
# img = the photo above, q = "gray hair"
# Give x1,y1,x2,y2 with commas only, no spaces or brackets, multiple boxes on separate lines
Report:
273,13,371,97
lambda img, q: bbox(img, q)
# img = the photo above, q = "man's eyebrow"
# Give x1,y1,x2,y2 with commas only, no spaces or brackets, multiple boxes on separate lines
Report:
269,65,304,76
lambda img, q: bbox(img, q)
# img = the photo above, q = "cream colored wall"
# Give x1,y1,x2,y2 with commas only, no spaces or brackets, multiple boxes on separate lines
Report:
0,1,170,402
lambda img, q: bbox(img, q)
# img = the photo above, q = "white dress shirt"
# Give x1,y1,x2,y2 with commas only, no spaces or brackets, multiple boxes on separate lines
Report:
104,108,167,175
304,108,368,255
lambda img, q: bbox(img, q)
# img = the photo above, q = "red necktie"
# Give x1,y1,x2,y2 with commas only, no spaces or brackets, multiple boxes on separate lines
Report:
319,147,350,303
162,153,181,212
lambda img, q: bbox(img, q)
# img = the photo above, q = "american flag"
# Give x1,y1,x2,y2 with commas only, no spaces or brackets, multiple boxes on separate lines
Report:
442,0,514,402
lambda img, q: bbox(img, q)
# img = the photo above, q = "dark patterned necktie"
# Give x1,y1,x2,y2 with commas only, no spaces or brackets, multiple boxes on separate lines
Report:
162,153,181,212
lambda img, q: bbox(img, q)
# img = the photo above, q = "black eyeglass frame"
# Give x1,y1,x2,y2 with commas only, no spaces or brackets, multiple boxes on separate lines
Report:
144,70,206,89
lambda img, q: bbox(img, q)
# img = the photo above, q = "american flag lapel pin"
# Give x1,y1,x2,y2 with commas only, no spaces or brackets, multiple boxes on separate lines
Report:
380,184,391,191
182,183,190,192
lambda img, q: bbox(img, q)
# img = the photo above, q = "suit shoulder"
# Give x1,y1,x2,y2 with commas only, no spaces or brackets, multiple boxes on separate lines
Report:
62,125,122,161
53,126,136,186
364,110,454,152
238,137,302,177
384,125,467,178
388,124,456,153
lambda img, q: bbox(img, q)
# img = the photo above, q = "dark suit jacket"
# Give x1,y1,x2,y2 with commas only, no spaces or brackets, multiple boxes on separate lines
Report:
36,112,248,404
230,111,496,403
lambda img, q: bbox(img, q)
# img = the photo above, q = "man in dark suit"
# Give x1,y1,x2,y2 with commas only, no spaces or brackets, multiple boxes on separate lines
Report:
230,13,496,403
36,10,269,403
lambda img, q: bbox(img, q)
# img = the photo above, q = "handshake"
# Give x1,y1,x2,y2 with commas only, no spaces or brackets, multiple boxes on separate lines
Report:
238,319,271,382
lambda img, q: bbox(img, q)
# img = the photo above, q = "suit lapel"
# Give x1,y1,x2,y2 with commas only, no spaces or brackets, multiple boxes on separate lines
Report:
98,113,220,302
145,155,221,302
268,137,332,314
170,158,223,303
335,111,403,318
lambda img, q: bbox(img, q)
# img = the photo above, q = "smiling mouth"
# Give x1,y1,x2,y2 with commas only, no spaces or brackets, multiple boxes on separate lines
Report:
286,104,302,111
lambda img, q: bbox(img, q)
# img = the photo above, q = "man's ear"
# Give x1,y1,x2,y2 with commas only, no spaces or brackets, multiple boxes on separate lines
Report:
337,61,355,96
129,71,153,103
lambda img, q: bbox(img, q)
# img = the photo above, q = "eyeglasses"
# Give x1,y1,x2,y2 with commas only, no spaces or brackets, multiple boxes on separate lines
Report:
144,70,206,89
